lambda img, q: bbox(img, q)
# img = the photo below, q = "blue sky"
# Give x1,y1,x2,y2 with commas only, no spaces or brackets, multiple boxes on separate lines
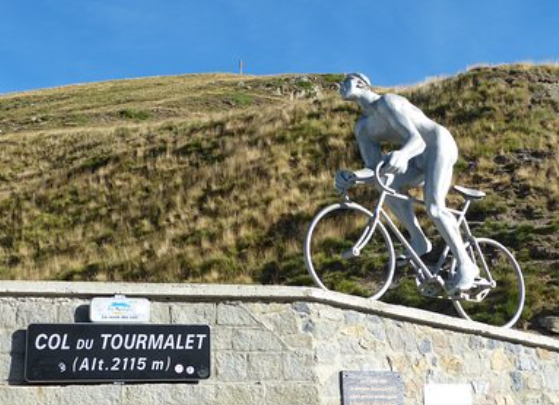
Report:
1,0,558,94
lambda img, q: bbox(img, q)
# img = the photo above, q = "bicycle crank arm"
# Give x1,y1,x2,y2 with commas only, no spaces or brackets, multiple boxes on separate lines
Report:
416,275,446,298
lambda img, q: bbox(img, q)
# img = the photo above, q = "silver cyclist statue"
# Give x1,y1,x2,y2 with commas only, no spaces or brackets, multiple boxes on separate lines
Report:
335,73,479,294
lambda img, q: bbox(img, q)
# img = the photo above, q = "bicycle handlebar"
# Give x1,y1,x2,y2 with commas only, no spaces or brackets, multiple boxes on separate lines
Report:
374,161,397,195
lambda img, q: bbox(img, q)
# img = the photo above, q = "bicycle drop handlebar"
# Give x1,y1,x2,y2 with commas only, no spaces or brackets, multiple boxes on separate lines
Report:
374,161,397,195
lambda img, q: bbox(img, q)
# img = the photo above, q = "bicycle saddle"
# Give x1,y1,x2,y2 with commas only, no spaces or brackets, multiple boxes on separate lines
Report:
453,185,486,200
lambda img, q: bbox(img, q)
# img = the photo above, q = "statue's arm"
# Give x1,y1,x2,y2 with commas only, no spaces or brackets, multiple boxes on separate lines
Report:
381,95,426,173
353,122,381,180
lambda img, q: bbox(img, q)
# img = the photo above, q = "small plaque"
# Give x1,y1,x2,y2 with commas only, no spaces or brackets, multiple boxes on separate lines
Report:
424,384,472,405
341,371,404,405
25,324,210,383
90,296,150,323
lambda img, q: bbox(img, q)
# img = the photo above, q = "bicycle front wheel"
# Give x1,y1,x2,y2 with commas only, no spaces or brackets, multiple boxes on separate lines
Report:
304,202,395,300
453,238,525,328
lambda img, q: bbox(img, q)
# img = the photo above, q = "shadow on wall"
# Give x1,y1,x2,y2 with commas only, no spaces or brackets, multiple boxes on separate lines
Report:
9,305,90,385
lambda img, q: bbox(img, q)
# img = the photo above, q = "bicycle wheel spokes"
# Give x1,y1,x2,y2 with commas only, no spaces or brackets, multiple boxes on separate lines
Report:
304,203,395,300
454,238,525,328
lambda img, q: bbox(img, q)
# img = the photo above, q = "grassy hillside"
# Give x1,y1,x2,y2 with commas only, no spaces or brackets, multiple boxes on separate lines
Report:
0,65,558,329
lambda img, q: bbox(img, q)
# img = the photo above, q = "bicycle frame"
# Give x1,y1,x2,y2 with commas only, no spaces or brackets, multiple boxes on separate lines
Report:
346,162,478,285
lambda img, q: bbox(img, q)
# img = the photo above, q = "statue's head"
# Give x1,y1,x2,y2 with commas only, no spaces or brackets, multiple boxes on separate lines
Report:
340,73,371,101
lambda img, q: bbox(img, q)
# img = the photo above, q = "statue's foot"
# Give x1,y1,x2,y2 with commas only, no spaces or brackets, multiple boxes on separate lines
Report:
447,264,480,294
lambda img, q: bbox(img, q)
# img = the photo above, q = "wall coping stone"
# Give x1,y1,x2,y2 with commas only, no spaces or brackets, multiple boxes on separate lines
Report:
0,281,556,352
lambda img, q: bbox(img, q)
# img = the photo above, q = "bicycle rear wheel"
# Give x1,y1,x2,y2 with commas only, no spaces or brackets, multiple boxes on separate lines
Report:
453,238,525,328
304,202,395,300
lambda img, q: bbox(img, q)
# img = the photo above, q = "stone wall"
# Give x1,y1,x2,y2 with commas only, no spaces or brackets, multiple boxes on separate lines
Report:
0,282,558,405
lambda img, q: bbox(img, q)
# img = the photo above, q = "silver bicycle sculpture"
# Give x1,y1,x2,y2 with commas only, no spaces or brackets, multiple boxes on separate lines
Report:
304,162,525,328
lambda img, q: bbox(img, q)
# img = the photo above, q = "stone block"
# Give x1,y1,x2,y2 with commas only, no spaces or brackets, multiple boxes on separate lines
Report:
0,353,13,382
283,353,315,381
281,333,314,350
510,371,523,391
468,335,486,351
56,300,89,323
121,384,173,405
495,394,516,405
519,393,544,405
149,302,172,323
257,310,300,336
247,302,288,315
232,329,285,352
43,385,122,405
536,347,554,361
460,351,485,376
504,342,523,355
265,383,319,405
217,303,259,326
340,354,388,371
316,305,344,322
344,310,363,325
338,336,365,355
525,373,545,390
315,343,340,364
170,303,216,325
291,302,311,315
215,352,248,382
15,301,57,328
517,354,538,371
491,348,513,371
309,318,341,340
214,383,265,404
170,384,218,405
543,392,559,405
440,355,463,375
418,338,432,354
471,380,490,395
213,327,234,350
247,353,284,381
364,317,386,342
448,333,469,356
385,323,416,352
543,364,559,390
119,381,216,405
0,387,42,405
0,352,25,383
0,300,18,329
431,329,449,352
0,329,23,354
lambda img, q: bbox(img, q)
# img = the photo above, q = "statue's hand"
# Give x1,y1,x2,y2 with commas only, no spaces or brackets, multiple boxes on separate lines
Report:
385,151,409,175
335,170,357,194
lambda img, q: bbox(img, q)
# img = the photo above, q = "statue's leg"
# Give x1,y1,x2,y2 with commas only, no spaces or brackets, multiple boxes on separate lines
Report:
385,166,432,257
423,140,479,291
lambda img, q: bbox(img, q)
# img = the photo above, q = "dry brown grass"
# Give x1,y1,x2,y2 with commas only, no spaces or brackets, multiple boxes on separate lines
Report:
1,66,558,327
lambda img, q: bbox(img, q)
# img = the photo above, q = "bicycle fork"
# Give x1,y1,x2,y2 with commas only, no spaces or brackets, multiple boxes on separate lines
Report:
341,193,387,259
341,214,381,259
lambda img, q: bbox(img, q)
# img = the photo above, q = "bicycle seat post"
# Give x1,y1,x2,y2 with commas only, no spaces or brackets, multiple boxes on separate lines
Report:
461,199,471,217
